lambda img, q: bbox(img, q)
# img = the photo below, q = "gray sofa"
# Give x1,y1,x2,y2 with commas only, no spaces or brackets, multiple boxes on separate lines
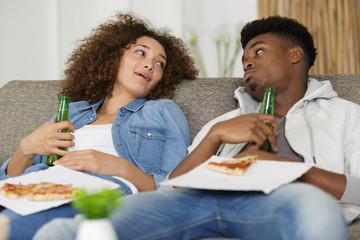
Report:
0,74,360,239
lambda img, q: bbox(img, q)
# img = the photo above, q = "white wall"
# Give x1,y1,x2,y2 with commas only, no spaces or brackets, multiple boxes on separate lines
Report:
57,0,132,81
0,0,60,86
0,0,257,88
57,0,184,80
183,0,258,77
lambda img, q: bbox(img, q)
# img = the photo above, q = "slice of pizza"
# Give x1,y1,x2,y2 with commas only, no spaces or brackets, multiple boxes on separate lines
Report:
0,182,36,199
206,155,257,176
27,182,79,201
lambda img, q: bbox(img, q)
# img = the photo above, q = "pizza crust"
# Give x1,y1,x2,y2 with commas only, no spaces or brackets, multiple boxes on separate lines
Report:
0,182,79,201
206,155,257,176
0,183,36,199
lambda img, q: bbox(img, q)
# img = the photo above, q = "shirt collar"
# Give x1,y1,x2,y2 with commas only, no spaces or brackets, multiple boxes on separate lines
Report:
74,98,147,113
122,98,147,112
74,98,104,112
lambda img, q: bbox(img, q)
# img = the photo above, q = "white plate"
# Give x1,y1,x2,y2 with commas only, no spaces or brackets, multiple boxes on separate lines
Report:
161,156,312,194
0,165,119,216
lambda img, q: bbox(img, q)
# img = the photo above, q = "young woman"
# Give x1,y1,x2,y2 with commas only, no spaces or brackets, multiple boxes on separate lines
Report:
0,13,198,239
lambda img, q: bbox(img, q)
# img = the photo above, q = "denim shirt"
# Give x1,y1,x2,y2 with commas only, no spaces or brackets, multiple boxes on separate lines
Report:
0,98,190,189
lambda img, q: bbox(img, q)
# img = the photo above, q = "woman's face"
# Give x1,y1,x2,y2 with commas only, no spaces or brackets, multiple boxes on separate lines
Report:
115,36,167,99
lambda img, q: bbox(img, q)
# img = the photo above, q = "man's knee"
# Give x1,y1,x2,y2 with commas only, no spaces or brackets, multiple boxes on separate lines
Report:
278,183,347,239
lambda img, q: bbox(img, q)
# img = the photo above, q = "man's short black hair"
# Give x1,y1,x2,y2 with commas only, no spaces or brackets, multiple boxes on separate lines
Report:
241,16,317,69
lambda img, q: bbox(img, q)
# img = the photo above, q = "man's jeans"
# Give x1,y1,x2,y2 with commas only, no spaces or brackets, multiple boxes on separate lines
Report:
34,182,347,240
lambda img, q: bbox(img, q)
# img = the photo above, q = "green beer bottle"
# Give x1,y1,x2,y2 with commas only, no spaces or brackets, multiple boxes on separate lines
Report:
46,96,70,166
259,87,275,152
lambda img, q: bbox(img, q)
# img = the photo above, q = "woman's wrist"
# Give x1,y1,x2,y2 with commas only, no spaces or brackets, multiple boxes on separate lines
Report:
19,137,37,160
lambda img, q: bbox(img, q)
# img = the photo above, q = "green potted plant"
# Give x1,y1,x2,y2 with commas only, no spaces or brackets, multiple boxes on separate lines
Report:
72,188,123,240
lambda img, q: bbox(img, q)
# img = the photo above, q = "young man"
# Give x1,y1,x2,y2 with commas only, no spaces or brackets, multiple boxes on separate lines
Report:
35,16,360,240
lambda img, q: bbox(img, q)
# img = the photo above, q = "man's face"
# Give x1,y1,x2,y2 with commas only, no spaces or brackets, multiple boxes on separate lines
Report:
242,33,294,100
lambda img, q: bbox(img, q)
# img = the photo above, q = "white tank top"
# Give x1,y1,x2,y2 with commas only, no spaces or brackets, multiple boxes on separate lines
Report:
68,124,138,193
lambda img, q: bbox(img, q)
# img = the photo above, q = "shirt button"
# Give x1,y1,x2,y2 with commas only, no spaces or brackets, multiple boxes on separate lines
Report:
120,108,123,112
147,133,152,137
90,117,94,121
118,143,122,147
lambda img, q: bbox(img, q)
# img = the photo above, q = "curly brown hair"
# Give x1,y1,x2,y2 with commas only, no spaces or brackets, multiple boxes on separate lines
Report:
60,13,198,103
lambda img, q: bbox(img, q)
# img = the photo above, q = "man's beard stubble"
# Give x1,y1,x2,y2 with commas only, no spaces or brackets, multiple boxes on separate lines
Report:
247,82,264,101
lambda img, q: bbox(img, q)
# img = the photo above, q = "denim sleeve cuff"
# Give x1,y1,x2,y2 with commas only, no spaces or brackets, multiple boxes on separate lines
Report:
1,155,46,178
0,157,12,177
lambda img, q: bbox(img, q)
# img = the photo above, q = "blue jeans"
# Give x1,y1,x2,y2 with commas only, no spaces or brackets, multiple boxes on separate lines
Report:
1,164,132,240
34,182,347,240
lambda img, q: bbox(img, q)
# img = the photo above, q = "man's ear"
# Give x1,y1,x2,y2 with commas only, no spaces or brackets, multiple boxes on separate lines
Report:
290,46,304,63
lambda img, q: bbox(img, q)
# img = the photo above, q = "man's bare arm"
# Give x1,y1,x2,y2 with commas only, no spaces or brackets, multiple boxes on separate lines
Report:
170,114,278,179
299,167,346,200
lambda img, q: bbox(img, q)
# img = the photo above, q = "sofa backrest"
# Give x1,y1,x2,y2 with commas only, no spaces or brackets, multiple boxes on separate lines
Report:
173,78,241,140
0,81,61,165
174,74,360,140
0,74,359,165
